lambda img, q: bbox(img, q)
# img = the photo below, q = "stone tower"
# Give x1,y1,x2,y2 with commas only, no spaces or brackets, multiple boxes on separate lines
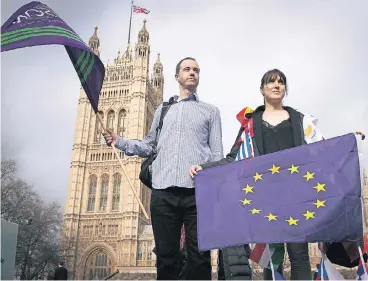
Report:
62,21,163,279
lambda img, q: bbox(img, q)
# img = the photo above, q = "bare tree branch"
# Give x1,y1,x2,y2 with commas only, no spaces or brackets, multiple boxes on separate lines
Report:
2,159,66,280
1,159,17,180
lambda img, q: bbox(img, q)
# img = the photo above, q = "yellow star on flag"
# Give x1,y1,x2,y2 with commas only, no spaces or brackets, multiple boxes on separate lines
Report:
313,183,326,192
269,164,281,174
253,172,263,182
303,171,315,181
313,199,326,208
240,198,252,205
302,210,315,220
265,213,277,221
286,216,299,226
242,184,254,194
249,208,261,215
288,164,299,174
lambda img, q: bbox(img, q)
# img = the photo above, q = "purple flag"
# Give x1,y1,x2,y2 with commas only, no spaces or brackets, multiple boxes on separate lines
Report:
195,133,363,251
1,1,104,112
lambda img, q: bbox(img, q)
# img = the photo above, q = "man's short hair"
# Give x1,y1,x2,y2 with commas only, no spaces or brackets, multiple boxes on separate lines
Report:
175,57,197,76
59,262,64,266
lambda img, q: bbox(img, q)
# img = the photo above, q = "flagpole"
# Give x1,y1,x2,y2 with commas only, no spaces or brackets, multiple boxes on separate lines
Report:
96,113,150,220
127,0,133,45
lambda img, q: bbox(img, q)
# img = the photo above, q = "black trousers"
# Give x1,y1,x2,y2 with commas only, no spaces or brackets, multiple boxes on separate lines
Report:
178,247,187,280
150,187,212,280
263,243,311,280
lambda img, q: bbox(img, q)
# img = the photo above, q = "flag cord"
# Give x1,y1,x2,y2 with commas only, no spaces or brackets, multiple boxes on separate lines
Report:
96,112,150,220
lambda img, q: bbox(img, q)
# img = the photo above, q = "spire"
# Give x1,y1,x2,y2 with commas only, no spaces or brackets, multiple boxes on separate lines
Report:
135,20,150,60
126,44,133,59
88,25,100,57
138,19,149,44
152,53,164,86
153,53,163,71
142,19,147,31
151,52,164,106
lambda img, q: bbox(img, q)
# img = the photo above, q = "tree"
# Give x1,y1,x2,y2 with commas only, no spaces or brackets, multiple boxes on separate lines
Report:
1,159,16,180
1,159,65,280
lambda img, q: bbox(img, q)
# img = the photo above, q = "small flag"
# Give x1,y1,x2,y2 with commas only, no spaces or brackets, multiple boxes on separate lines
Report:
315,261,328,280
249,243,284,269
363,235,368,254
315,255,345,280
194,133,363,250
133,5,150,14
357,259,368,280
1,1,105,112
274,271,285,280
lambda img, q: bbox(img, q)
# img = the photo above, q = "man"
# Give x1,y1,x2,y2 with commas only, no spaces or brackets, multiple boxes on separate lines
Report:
103,57,223,279
53,262,68,280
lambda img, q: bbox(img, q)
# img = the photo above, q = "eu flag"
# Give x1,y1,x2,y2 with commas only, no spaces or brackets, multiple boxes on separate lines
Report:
195,133,363,251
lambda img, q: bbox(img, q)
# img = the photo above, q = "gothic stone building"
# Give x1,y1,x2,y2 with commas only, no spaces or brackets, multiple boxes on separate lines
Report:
62,20,163,279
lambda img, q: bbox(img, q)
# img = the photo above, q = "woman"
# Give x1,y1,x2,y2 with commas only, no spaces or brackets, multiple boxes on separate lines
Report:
190,69,323,280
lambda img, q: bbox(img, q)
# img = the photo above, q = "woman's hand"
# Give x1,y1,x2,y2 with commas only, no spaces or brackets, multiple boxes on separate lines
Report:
189,165,203,178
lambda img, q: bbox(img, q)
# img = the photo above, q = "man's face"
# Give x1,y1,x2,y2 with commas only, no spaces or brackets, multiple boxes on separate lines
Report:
176,59,200,90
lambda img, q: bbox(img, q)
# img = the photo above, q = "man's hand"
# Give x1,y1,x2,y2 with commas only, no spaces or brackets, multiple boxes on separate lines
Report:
189,165,203,178
102,129,118,146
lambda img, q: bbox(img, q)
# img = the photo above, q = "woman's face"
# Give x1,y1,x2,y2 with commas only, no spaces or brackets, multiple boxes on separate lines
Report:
262,75,286,104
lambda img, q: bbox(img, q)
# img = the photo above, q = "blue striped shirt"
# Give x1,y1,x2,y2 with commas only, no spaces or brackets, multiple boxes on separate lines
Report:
114,93,224,189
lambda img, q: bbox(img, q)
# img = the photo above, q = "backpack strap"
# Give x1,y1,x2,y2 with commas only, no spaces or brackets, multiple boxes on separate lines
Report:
153,102,171,148
158,102,170,132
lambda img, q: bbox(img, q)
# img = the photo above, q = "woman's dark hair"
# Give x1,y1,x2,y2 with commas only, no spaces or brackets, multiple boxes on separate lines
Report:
260,69,288,94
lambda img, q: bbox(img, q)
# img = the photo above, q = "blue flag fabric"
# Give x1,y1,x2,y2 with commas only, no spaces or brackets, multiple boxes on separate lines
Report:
195,133,363,251
1,1,104,112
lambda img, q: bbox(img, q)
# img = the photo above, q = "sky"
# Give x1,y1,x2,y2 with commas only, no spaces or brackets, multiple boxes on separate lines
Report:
1,0,367,206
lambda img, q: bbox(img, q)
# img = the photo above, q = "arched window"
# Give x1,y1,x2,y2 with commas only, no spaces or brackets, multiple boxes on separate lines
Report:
99,174,109,212
112,173,121,211
84,252,112,280
87,175,97,212
107,110,115,130
95,111,104,143
118,109,127,138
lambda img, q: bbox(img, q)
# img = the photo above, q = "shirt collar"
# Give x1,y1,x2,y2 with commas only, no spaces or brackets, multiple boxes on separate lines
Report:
171,93,199,103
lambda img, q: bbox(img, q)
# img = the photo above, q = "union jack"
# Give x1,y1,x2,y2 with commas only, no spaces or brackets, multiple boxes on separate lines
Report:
133,5,150,14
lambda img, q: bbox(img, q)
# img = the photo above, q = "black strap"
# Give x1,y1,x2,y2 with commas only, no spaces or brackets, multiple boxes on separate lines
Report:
153,101,172,148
